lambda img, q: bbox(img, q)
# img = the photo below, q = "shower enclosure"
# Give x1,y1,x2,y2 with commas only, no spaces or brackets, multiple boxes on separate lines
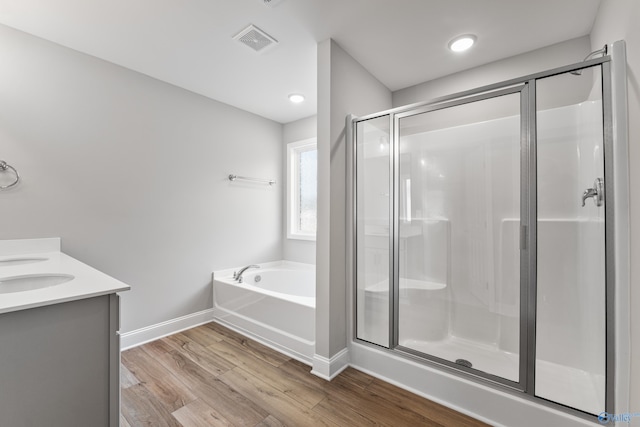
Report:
351,47,621,418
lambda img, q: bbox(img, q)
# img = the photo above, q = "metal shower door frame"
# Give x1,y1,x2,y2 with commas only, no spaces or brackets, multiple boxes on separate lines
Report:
350,52,617,421
390,84,529,393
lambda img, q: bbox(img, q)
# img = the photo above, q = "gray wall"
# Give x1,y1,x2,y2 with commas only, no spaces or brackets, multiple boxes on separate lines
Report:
591,0,640,415
316,39,392,359
393,36,592,107
282,115,317,265
0,24,283,333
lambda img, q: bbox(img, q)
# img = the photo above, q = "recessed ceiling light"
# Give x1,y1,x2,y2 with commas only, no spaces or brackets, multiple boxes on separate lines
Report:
288,93,305,103
448,35,476,52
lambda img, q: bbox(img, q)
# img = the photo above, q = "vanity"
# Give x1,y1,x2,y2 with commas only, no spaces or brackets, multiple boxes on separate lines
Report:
0,238,130,427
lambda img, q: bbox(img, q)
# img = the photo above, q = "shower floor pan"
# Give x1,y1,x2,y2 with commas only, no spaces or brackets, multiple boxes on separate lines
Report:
402,336,604,414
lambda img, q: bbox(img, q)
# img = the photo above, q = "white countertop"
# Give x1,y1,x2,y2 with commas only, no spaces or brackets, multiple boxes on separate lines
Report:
0,238,130,314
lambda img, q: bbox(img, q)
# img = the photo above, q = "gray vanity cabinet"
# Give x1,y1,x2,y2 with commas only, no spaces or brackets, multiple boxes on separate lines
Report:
0,294,122,427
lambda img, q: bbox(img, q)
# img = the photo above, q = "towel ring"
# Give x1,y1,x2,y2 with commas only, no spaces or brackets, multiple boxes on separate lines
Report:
0,160,20,190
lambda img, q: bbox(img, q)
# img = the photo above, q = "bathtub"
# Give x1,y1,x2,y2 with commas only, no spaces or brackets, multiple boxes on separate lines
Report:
212,261,315,364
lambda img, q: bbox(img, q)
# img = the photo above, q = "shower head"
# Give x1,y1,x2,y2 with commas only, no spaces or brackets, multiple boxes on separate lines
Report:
570,45,608,76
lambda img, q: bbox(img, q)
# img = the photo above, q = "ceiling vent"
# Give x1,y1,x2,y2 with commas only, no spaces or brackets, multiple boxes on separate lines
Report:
233,24,278,53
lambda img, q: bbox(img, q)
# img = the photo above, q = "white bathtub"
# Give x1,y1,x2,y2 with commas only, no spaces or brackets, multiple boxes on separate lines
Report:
212,261,315,364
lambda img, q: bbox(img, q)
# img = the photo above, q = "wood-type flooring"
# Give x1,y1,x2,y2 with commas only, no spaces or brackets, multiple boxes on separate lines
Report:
120,322,489,427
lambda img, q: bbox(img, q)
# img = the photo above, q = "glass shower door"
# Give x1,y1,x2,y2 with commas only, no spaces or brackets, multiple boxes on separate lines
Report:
395,89,523,383
351,51,618,419
355,115,391,347
535,65,606,415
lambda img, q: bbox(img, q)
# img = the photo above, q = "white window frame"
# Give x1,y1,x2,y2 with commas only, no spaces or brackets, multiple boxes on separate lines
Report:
287,138,317,240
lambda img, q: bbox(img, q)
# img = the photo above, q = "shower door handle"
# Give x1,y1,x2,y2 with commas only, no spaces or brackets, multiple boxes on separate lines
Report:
581,178,604,207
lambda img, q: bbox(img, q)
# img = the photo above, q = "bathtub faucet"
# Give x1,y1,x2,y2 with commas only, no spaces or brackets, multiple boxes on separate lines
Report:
234,265,260,283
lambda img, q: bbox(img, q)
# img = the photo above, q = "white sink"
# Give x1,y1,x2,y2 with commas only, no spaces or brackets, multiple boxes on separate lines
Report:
0,257,49,267
0,274,75,294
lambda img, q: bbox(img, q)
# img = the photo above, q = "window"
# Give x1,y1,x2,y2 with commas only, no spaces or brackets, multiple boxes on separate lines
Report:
287,138,317,240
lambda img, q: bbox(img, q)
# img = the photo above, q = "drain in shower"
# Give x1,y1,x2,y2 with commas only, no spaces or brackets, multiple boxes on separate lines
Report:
455,359,473,368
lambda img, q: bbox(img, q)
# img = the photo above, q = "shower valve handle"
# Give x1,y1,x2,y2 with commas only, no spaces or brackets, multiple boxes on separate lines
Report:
582,178,604,207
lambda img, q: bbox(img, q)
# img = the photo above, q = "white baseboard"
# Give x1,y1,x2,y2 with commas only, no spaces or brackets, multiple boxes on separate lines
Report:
311,348,350,380
120,309,215,350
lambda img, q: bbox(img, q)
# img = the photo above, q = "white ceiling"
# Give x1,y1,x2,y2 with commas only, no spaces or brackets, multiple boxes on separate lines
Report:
0,0,601,123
